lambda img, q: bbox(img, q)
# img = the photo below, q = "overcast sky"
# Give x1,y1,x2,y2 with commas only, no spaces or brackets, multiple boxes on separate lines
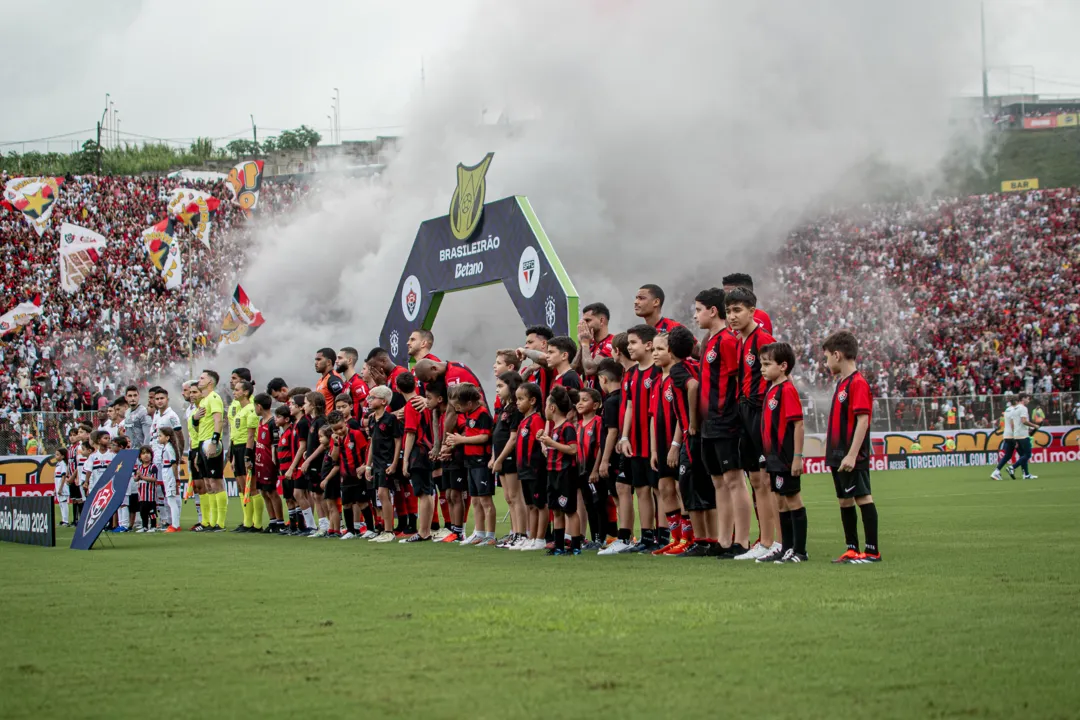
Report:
4,0,1080,153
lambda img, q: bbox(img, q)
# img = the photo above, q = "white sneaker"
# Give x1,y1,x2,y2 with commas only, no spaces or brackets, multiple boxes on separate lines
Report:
340,532,355,540
460,532,481,546
520,538,544,551
371,531,396,543
734,542,764,560
432,528,450,541
496,535,517,549
1024,474,1038,479
990,470,1002,480
476,536,496,546
310,529,329,538
136,528,147,534
756,544,784,562
361,530,379,540
146,527,157,534
508,536,530,550
598,539,631,555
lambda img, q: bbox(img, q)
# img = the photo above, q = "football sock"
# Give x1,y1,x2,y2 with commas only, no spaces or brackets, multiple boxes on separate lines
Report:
59,499,70,524
216,492,228,527
242,495,254,527
118,506,130,527
571,535,583,551
680,515,693,544
194,494,203,523
666,511,680,544
553,528,565,550
840,505,859,550
642,528,656,545
344,508,355,534
859,503,878,554
618,528,632,543
302,508,315,530
252,495,265,529
204,494,216,528
791,507,808,555
605,497,619,537
779,510,793,552
361,506,375,532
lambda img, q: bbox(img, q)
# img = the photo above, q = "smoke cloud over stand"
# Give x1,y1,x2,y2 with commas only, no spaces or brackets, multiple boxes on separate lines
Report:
220,0,978,390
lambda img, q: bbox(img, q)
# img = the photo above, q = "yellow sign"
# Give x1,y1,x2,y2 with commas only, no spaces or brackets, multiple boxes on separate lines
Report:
1059,113,1078,127
449,153,494,241
1001,178,1039,192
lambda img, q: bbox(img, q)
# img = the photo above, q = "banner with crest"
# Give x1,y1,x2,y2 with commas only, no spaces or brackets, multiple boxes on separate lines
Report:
226,160,264,211
0,300,43,337
219,284,265,346
166,188,219,247
2,176,62,236
58,223,108,293
142,219,183,290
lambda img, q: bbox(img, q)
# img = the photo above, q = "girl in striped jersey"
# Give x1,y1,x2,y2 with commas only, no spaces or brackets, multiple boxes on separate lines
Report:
135,446,160,532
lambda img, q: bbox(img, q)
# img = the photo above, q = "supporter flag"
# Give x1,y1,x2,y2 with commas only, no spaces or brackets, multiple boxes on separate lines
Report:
167,188,219,248
142,219,183,290
0,297,43,337
219,284,265,346
58,223,108,293
226,160,264,211
2,176,63,236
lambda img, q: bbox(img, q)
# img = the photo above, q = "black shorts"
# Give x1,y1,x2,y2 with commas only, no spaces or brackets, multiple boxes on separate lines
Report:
321,475,340,500
341,483,368,505
467,466,495,497
373,469,395,490
626,457,657,489
771,472,801,497
68,483,83,500
442,466,467,493
831,468,871,499
701,436,740,476
519,467,547,508
291,473,310,492
255,477,277,493
188,450,202,481
409,468,436,496
128,492,139,508
196,447,224,480
738,402,763,472
656,454,679,482
231,448,247,478
679,438,716,511
547,468,578,514
496,456,517,475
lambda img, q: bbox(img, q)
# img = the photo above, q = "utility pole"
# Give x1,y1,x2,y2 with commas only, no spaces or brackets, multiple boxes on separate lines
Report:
97,95,109,173
981,1,989,111
250,114,258,151
333,87,340,144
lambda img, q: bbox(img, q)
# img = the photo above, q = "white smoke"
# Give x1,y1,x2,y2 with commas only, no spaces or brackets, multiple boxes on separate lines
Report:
218,0,980,391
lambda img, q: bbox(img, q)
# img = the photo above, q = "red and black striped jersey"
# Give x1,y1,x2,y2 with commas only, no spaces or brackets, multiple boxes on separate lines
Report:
755,308,774,336
460,405,493,466
444,361,487,405
737,325,775,407
516,412,546,474
553,369,582,390
254,419,277,484
762,380,802,473
577,415,601,476
522,364,555,405
621,364,661,458
584,334,614,389
343,373,368,419
276,424,295,476
826,372,873,470
546,421,578,472
403,401,433,470
699,328,741,439
651,362,694,455
653,317,682,333
337,427,369,482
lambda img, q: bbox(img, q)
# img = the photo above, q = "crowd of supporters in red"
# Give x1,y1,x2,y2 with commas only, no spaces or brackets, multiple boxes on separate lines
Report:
1,173,1077,437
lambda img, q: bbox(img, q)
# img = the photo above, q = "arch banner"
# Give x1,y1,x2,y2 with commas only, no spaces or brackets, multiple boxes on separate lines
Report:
380,155,578,365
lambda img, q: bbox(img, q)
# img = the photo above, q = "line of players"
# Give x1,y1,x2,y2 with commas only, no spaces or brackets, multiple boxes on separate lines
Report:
64,274,883,563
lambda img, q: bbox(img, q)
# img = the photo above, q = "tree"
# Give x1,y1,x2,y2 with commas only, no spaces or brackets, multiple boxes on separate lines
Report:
261,137,278,153
225,139,258,157
189,137,214,160
73,139,101,174
276,125,321,150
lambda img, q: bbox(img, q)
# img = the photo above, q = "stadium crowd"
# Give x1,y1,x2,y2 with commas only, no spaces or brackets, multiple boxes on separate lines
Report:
0,172,306,446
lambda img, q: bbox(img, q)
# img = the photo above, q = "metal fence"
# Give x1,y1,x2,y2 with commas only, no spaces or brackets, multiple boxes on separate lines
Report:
800,391,1080,435
0,411,101,456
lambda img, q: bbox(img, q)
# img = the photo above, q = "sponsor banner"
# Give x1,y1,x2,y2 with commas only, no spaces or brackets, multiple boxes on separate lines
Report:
888,452,999,470
70,449,136,551
0,495,55,547
1058,113,1078,127
1001,178,1039,192
0,455,58,486
0,483,55,498
1023,116,1055,129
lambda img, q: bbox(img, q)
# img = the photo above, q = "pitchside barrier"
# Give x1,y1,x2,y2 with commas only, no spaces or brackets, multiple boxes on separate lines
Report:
0,495,55,547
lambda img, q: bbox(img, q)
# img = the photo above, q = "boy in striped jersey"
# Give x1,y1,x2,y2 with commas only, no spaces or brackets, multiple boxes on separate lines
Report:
615,324,661,552
760,342,807,563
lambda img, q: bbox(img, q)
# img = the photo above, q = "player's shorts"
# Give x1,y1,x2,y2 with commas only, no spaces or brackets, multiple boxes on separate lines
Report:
341,482,368,505
771,472,801,497
281,478,294,498
67,482,82,500
679,438,716,511
738,402,764,472
196,447,224,480
626,456,658,489
188,450,202,481
831,468,871,499
291,472,310,492
518,467,547,508
231,447,247,479
373,468,395,490
307,472,324,495
255,474,277,493
656,453,679,482
547,468,578,514
442,466,467,493
125,492,138,509
321,475,340,500
467,466,495,497
701,436,740,476
496,456,517,476
409,468,436,497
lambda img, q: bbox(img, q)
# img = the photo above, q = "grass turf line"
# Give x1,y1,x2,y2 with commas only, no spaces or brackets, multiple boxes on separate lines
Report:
2,463,1078,719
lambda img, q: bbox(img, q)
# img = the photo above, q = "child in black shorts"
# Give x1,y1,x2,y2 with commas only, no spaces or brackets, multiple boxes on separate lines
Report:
538,386,580,556
445,383,495,546
514,382,548,551
365,385,402,543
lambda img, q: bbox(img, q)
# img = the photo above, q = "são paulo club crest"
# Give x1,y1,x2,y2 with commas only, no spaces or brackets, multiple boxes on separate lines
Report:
838,390,848,403
768,397,778,411
518,247,540,299
401,275,422,322
745,351,756,367
706,349,717,363
85,479,114,528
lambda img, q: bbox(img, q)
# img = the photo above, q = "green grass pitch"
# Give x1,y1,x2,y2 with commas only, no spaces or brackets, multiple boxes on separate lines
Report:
2,463,1078,719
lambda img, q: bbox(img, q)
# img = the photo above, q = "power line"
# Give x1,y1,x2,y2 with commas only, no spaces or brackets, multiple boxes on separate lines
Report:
0,129,95,147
